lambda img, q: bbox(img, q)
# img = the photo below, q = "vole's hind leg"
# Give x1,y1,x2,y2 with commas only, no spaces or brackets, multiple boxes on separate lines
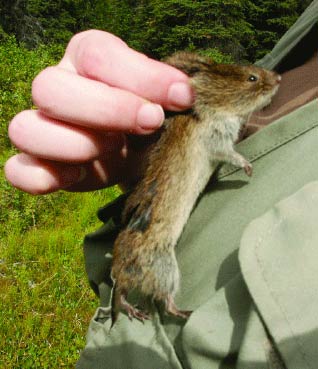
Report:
111,284,150,327
165,295,192,319
120,293,150,322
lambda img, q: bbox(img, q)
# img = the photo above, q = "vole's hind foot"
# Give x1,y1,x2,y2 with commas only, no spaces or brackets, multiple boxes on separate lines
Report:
165,295,192,319
111,285,150,327
119,293,150,322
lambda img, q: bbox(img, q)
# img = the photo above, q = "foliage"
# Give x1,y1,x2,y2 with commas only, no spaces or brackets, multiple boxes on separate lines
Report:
102,0,253,61
0,0,310,61
0,37,120,366
0,37,64,236
0,37,64,149
116,0,305,61
0,188,119,368
0,0,43,46
0,0,99,48
244,0,305,60
26,0,98,46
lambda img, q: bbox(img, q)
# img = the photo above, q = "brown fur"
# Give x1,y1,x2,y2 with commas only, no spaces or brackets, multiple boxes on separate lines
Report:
110,52,280,325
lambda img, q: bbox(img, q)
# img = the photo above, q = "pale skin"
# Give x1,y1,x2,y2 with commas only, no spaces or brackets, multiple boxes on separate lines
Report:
4,30,193,194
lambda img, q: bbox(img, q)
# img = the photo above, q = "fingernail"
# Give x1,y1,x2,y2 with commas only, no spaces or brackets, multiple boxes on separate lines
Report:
167,82,193,109
137,103,164,130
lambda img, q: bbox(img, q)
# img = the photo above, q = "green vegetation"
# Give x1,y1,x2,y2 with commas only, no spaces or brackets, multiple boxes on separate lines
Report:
0,38,120,367
0,187,119,368
0,0,310,367
0,0,309,60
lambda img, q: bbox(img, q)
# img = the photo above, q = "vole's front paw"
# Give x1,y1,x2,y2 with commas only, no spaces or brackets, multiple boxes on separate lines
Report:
227,151,253,177
244,162,253,177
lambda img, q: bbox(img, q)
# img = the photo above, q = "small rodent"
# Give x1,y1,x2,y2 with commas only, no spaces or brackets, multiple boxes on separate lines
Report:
110,52,281,325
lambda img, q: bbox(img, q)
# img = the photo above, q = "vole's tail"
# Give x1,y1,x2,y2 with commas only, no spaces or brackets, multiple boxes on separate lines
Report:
110,280,120,328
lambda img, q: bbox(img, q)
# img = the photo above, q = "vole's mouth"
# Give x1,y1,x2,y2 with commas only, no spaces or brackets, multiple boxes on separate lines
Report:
255,90,278,112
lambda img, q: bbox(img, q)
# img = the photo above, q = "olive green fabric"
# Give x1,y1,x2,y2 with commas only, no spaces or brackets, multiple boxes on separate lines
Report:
77,3,318,368
240,181,318,369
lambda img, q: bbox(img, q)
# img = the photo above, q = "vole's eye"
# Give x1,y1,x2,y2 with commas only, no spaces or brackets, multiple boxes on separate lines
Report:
248,75,258,82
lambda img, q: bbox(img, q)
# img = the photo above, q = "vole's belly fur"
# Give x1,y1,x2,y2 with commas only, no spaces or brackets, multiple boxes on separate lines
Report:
112,115,239,300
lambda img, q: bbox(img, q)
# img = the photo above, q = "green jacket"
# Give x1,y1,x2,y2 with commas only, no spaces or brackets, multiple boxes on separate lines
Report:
77,2,318,368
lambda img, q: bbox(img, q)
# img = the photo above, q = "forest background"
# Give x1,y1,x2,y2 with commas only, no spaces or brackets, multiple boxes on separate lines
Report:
0,0,311,367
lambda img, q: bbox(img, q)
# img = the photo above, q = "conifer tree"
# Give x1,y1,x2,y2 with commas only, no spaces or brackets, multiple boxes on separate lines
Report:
244,0,303,60
0,0,311,61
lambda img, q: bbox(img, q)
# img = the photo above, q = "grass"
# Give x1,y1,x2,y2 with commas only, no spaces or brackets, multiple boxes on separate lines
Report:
0,38,123,368
0,187,120,368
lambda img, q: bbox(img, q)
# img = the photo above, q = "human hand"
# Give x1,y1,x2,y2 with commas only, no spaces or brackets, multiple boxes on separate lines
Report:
5,30,193,194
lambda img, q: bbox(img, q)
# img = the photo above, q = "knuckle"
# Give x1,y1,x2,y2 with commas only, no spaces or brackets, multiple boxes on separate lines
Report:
32,66,56,107
76,31,127,78
76,39,101,78
68,29,105,48
8,111,28,143
68,30,94,45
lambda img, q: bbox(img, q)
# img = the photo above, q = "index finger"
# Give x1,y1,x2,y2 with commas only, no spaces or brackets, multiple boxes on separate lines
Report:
59,30,193,111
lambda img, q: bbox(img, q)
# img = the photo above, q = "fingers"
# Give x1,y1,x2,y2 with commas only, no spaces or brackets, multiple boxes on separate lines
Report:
4,153,126,195
6,109,130,193
61,30,193,111
4,154,83,194
32,67,165,134
32,30,193,134
6,30,194,194
9,110,125,162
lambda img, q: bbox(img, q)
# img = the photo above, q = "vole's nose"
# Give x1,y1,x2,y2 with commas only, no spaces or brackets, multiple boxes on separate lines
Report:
276,75,282,84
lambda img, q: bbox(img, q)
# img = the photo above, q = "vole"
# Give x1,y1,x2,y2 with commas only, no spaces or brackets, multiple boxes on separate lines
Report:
110,52,281,325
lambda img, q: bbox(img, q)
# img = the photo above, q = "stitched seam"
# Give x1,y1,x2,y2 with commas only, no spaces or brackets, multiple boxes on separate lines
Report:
219,119,318,179
254,218,313,369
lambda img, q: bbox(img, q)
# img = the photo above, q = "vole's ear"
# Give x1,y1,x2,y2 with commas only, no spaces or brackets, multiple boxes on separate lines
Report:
164,52,214,77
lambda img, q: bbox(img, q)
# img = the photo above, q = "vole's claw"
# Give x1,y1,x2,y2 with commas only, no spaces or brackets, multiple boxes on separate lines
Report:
128,307,150,322
134,309,150,323
165,295,192,319
169,309,193,319
111,281,151,325
122,300,150,322
244,162,253,177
